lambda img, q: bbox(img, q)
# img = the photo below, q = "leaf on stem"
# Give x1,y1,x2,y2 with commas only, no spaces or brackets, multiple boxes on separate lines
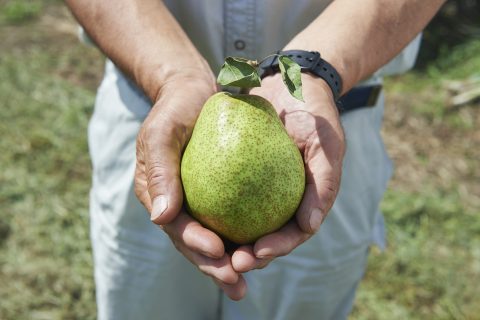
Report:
217,57,261,88
278,55,304,102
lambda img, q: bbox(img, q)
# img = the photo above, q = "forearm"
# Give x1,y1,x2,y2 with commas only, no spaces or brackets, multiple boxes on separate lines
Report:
65,0,214,101
285,0,445,94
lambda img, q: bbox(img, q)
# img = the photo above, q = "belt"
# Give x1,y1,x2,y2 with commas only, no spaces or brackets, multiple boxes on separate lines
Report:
337,85,382,114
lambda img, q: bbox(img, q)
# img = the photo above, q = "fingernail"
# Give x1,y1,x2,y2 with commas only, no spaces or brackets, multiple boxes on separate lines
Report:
151,196,168,221
309,208,324,233
255,254,273,260
255,249,273,259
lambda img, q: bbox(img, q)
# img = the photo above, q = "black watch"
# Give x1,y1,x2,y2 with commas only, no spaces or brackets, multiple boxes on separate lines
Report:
258,50,343,101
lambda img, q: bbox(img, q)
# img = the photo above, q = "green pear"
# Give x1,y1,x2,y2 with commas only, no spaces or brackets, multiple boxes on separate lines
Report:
181,92,305,244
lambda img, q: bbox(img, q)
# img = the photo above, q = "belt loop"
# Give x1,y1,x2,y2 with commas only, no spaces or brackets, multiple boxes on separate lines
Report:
366,85,382,107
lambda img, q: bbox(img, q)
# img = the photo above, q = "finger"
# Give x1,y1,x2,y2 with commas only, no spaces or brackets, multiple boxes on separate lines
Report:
213,275,248,301
138,116,185,225
193,252,239,285
231,246,256,272
253,220,311,258
162,215,237,283
163,211,225,259
231,245,273,273
170,240,239,285
296,142,342,234
162,213,239,284
134,155,151,211
295,182,330,234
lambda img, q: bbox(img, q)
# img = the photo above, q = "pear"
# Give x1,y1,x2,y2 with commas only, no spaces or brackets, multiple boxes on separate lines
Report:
181,92,305,244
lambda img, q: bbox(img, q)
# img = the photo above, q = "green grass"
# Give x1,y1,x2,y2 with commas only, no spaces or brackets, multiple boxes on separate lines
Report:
0,36,97,319
0,5,479,320
386,40,480,127
351,39,480,320
1,0,43,24
352,189,480,319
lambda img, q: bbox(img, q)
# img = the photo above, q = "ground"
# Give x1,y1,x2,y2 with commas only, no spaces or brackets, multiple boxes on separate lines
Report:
0,2,479,319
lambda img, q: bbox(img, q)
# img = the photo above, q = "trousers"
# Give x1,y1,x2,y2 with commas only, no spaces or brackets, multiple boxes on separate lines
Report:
88,61,391,320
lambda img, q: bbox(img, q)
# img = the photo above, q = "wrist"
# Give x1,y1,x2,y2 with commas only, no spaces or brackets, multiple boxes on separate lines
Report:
141,59,216,103
260,72,339,118
283,40,352,96
259,50,342,101
301,73,339,117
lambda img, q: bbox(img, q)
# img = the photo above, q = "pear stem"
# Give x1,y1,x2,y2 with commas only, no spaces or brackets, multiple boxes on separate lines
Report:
246,60,259,68
240,54,282,94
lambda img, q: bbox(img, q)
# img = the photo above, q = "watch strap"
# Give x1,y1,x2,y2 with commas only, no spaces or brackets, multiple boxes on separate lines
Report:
258,50,343,101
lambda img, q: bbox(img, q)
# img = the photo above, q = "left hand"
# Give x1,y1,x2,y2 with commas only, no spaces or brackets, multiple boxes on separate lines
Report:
134,74,247,300
231,73,346,272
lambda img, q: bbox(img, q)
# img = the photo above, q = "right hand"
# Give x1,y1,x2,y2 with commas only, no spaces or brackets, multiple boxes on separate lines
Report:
134,72,247,300
230,73,345,273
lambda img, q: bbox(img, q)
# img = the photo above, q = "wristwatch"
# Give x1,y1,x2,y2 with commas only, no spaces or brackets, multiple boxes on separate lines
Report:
258,50,343,101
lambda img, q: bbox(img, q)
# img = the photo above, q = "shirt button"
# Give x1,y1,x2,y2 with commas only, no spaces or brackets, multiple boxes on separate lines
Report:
234,40,246,50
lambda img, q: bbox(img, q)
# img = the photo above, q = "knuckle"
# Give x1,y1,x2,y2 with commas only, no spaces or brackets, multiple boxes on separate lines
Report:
142,115,164,135
318,177,340,211
142,113,187,150
146,163,167,185
133,177,143,198
199,265,235,285
164,228,183,251
171,238,183,252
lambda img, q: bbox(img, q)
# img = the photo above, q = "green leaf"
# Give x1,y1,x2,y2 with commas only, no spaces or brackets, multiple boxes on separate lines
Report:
217,57,261,88
278,55,304,102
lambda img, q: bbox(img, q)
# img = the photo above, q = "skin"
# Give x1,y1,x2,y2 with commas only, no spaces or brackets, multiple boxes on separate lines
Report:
66,0,446,301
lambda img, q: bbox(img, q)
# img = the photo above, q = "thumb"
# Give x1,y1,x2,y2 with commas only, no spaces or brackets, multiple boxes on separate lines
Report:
136,117,185,225
295,153,342,234
147,150,184,225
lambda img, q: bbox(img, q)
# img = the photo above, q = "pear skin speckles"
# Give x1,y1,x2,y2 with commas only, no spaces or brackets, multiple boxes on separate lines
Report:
181,92,305,244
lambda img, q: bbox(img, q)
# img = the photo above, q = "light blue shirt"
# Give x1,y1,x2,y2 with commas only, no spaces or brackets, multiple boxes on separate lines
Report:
85,1,421,319
162,0,421,76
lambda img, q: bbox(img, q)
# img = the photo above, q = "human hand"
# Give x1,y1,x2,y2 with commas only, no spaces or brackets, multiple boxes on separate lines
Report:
231,73,346,272
134,73,247,300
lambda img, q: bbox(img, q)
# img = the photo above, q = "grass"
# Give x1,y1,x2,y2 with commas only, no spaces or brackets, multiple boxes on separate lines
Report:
351,39,480,319
0,50,97,320
0,0,52,24
352,189,480,319
0,3,101,318
0,3,479,319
